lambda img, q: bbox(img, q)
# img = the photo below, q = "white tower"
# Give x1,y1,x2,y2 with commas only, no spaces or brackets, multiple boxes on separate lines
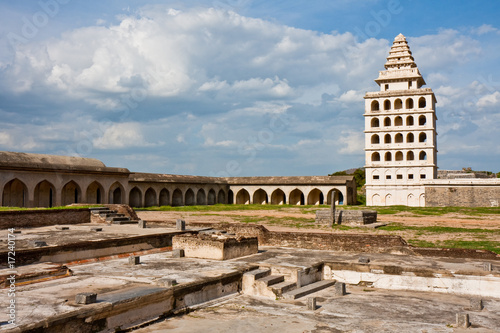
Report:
364,33,437,207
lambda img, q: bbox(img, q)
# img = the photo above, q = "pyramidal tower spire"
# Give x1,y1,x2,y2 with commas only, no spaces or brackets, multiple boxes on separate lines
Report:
363,34,437,207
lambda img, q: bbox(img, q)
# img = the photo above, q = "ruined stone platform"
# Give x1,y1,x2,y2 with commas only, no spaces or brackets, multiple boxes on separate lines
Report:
172,233,258,260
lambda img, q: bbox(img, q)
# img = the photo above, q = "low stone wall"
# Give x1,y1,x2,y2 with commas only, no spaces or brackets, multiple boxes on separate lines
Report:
172,234,258,260
0,208,90,229
425,180,500,207
315,209,377,226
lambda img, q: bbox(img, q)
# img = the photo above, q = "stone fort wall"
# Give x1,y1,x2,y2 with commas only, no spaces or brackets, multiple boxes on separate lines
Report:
424,180,500,207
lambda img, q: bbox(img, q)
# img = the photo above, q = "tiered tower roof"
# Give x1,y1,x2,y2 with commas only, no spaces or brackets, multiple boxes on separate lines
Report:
374,33,425,87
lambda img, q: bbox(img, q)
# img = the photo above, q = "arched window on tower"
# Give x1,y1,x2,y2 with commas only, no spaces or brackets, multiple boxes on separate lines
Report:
371,118,380,128
384,134,391,144
419,151,427,160
407,151,414,160
384,99,391,110
419,132,427,143
395,151,403,161
395,133,403,143
372,152,381,162
407,133,414,143
384,117,391,127
395,116,403,126
419,115,427,126
394,99,402,109
385,152,392,161
371,134,380,144
406,98,414,109
419,97,426,108
371,100,380,111
406,116,414,126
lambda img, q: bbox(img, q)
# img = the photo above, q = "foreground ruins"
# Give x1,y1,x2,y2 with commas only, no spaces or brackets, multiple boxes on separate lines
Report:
1,205,499,332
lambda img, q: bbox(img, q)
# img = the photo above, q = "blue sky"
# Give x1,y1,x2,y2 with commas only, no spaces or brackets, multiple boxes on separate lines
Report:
1,0,500,176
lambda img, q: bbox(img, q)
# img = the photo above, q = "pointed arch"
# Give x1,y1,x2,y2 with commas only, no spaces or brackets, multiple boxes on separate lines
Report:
217,189,226,204
86,181,104,204
407,151,415,161
109,182,125,204
371,100,380,111
385,152,392,161
172,189,183,206
159,188,170,206
371,118,380,128
185,189,195,206
371,152,380,162
419,151,427,160
419,132,427,143
384,117,391,127
196,189,206,205
371,134,380,144
253,189,268,205
384,134,391,144
62,181,82,206
129,187,142,207
307,188,323,205
207,189,216,205
144,188,157,207
394,116,403,126
271,188,286,205
3,179,28,207
419,115,427,126
34,180,55,208
289,189,304,205
236,189,250,205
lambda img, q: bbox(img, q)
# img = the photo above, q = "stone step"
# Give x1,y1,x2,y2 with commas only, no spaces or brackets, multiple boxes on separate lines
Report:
270,281,297,298
106,216,130,222
245,268,271,280
99,212,121,218
258,275,284,287
112,220,140,225
283,280,336,300
90,208,110,215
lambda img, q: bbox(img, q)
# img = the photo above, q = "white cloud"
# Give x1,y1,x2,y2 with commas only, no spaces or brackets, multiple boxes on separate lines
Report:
92,123,155,149
471,24,499,36
338,131,364,155
337,90,364,103
477,91,500,108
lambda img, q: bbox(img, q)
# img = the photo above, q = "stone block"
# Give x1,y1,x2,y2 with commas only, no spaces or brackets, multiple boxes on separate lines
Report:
470,298,483,311
90,227,102,232
483,262,492,271
335,282,346,296
75,292,97,304
176,219,186,231
55,226,69,230
172,249,185,258
138,220,147,228
456,313,470,328
358,257,370,264
128,256,140,265
157,278,178,287
30,240,48,247
172,234,258,260
306,297,317,310
335,210,377,225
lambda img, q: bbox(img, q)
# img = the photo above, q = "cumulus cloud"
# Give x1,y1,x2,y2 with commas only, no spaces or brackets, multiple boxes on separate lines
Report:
92,123,155,149
477,91,500,108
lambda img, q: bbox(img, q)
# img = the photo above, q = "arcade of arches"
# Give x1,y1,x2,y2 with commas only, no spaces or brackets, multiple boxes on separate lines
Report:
0,152,356,208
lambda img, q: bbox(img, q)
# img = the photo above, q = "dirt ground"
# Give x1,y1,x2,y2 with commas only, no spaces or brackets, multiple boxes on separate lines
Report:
136,208,500,247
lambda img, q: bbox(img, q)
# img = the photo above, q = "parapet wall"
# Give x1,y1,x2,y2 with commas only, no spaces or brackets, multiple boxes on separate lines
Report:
425,180,500,207
0,208,90,229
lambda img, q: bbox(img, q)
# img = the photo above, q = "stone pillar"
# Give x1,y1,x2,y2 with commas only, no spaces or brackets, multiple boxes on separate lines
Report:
335,282,346,296
456,313,470,328
331,191,336,225
176,219,186,231
306,297,316,310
